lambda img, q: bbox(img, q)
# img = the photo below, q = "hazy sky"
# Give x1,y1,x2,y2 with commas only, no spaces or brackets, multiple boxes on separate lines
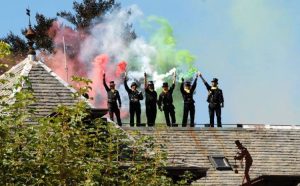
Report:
1,0,300,125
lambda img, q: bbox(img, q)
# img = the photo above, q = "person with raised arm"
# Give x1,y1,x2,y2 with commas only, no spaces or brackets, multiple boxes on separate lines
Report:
124,72,143,127
144,73,158,127
180,73,198,127
103,73,122,126
199,72,224,127
157,72,177,127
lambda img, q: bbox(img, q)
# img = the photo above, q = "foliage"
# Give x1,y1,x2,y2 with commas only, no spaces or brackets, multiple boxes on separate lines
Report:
0,41,11,58
57,0,118,30
0,75,197,185
0,41,12,75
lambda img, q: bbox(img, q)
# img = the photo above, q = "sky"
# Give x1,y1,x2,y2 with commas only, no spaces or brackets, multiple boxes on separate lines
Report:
1,0,300,125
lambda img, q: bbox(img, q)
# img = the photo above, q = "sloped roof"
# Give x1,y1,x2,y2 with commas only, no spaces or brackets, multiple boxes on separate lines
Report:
123,127,300,185
0,57,92,118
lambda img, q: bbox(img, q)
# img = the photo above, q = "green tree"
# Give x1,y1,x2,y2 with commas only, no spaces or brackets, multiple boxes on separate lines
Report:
1,75,195,185
57,0,117,30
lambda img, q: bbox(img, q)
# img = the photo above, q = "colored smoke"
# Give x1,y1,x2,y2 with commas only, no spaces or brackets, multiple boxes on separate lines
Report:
44,5,198,123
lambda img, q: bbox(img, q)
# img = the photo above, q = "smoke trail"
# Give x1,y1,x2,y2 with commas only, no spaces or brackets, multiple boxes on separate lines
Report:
44,5,198,123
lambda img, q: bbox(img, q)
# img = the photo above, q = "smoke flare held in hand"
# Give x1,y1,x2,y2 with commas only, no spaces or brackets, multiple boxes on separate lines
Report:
45,5,198,122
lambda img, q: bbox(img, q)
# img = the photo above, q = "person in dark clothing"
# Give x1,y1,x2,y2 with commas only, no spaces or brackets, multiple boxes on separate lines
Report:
124,73,143,127
158,72,176,127
144,73,157,127
234,140,253,186
103,73,122,126
199,73,224,127
180,73,198,127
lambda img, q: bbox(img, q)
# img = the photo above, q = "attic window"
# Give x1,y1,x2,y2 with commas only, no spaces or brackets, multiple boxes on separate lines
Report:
208,156,232,170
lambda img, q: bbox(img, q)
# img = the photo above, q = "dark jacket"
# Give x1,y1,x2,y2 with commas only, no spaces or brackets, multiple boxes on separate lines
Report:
124,80,143,104
145,88,157,108
180,79,197,104
103,79,121,106
158,83,175,109
204,82,224,105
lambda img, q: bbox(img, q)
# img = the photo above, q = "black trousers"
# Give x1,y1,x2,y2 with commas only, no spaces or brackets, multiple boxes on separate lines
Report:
129,102,141,127
108,103,122,126
163,105,176,126
209,104,221,127
182,103,195,127
146,104,157,127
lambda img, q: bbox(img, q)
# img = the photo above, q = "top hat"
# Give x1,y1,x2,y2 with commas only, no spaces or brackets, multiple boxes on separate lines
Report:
162,82,169,87
148,81,154,85
184,81,191,86
235,140,242,146
131,82,137,87
211,78,218,83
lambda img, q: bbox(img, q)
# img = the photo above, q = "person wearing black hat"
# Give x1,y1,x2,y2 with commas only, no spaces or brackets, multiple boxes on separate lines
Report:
180,73,198,127
199,73,224,127
144,73,158,127
124,72,143,127
158,72,176,126
234,140,253,185
103,73,122,126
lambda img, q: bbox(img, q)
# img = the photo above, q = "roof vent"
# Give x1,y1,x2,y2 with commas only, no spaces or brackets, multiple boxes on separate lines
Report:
208,155,232,170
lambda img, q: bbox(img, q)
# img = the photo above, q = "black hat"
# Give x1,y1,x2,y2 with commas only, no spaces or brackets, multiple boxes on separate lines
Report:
235,140,242,146
131,82,137,87
162,82,169,87
184,81,191,86
148,81,154,85
211,78,218,83
109,81,115,84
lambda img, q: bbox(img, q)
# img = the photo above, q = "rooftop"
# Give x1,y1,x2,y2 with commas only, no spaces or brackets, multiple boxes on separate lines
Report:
0,57,92,119
123,126,300,185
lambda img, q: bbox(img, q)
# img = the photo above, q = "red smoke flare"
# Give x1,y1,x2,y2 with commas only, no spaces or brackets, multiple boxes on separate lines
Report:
115,60,127,77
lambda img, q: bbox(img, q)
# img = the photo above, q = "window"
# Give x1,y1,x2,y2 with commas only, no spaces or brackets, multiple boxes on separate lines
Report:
208,155,232,170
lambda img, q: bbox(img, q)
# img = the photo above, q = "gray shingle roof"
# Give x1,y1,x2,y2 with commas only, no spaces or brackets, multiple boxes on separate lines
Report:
0,57,92,118
123,127,300,185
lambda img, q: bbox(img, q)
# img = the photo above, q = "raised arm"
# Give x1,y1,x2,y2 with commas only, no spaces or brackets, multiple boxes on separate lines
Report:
103,73,110,92
191,74,198,92
199,72,211,91
124,72,131,93
172,71,177,86
144,72,147,90
180,77,184,94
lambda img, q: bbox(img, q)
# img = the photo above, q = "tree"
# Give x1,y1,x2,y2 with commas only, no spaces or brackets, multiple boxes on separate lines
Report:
1,75,194,185
57,0,117,30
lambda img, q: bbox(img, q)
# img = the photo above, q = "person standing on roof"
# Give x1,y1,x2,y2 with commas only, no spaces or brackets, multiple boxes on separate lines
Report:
199,73,224,127
124,72,143,127
103,73,122,126
234,140,253,186
158,72,176,127
144,72,158,127
180,73,198,127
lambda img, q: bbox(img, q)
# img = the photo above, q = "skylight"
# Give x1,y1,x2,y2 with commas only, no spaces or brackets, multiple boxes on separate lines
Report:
208,156,232,170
